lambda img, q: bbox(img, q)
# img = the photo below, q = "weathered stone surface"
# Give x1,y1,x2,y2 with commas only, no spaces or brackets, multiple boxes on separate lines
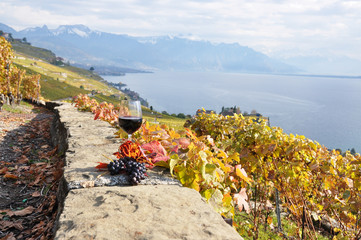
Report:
55,185,242,240
50,101,243,240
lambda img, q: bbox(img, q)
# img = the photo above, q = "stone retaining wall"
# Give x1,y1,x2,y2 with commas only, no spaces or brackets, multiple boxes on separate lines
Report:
48,102,243,240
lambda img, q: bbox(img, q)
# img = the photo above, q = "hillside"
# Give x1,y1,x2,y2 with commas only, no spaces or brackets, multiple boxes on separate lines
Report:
10,38,124,101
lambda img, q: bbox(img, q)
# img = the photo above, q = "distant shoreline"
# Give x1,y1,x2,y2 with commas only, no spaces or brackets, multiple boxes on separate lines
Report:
103,69,361,79
269,72,361,79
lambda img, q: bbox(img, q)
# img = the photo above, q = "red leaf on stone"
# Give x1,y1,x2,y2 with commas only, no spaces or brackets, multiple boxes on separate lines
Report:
95,162,108,170
114,141,152,165
141,141,169,163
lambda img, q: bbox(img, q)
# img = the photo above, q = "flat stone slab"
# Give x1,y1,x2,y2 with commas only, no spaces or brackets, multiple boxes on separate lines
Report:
56,102,181,189
51,102,243,240
55,185,242,240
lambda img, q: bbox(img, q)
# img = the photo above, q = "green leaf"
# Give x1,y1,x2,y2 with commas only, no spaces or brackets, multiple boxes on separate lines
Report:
205,163,217,175
342,190,351,201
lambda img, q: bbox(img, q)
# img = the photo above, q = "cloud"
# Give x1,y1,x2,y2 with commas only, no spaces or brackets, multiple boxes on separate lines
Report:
1,0,361,60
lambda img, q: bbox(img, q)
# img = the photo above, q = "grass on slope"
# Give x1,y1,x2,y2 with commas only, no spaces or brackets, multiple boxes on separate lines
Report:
14,63,89,101
13,52,122,97
143,115,187,130
11,40,57,63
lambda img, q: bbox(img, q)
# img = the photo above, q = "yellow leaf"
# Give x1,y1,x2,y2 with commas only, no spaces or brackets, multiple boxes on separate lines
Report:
235,165,252,184
169,156,179,176
190,180,200,192
309,141,317,151
317,204,324,211
215,158,231,173
217,150,228,159
228,152,240,163
267,216,273,225
345,177,353,188
203,189,214,201
222,192,233,206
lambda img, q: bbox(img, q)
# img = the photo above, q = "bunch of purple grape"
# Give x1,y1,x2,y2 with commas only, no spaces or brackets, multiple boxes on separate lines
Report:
125,160,147,185
107,156,147,185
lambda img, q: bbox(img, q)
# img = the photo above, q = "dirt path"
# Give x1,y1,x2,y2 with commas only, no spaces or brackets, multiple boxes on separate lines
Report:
0,103,63,240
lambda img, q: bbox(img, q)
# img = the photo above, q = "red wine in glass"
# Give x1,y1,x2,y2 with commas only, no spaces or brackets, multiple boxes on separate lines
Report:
118,100,142,140
118,116,142,135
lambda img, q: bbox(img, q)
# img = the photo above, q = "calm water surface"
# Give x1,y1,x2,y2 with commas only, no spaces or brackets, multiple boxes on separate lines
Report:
103,71,361,152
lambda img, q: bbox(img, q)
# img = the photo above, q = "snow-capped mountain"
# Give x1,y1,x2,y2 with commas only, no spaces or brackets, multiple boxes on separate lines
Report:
0,23,16,34
52,25,101,38
1,23,299,73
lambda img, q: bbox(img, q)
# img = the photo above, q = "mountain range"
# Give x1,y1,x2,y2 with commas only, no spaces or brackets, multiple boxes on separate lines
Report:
1,23,300,74
3,22,361,76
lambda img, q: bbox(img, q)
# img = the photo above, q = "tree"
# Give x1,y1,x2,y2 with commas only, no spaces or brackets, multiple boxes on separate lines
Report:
89,66,95,71
350,148,356,155
7,33,14,41
177,113,186,119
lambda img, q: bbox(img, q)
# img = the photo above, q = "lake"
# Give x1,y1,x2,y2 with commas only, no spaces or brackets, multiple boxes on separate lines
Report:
102,71,361,152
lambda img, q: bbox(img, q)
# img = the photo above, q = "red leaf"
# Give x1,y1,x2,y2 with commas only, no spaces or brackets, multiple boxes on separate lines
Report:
46,146,58,157
95,162,109,170
0,232,16,240
170,145,179,153
0,167,9,174
4,173,18,180
114,141,152,165
7,206,35,217
94,109,104,120
141,141,169,163
177,137,191,149
32,191,41,197
17,155,29,164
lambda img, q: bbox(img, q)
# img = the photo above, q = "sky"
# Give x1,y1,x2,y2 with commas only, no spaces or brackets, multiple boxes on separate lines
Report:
1,0,361,61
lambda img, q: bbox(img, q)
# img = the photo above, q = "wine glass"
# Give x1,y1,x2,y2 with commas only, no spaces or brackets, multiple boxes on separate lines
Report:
118,99,143,140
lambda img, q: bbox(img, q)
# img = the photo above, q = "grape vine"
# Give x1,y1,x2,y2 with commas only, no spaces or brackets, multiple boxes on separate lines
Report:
0,37,42,103
73,85,360,239
185,111,361,239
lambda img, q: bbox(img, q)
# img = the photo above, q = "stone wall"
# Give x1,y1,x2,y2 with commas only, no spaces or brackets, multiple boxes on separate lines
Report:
48,102,243,240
